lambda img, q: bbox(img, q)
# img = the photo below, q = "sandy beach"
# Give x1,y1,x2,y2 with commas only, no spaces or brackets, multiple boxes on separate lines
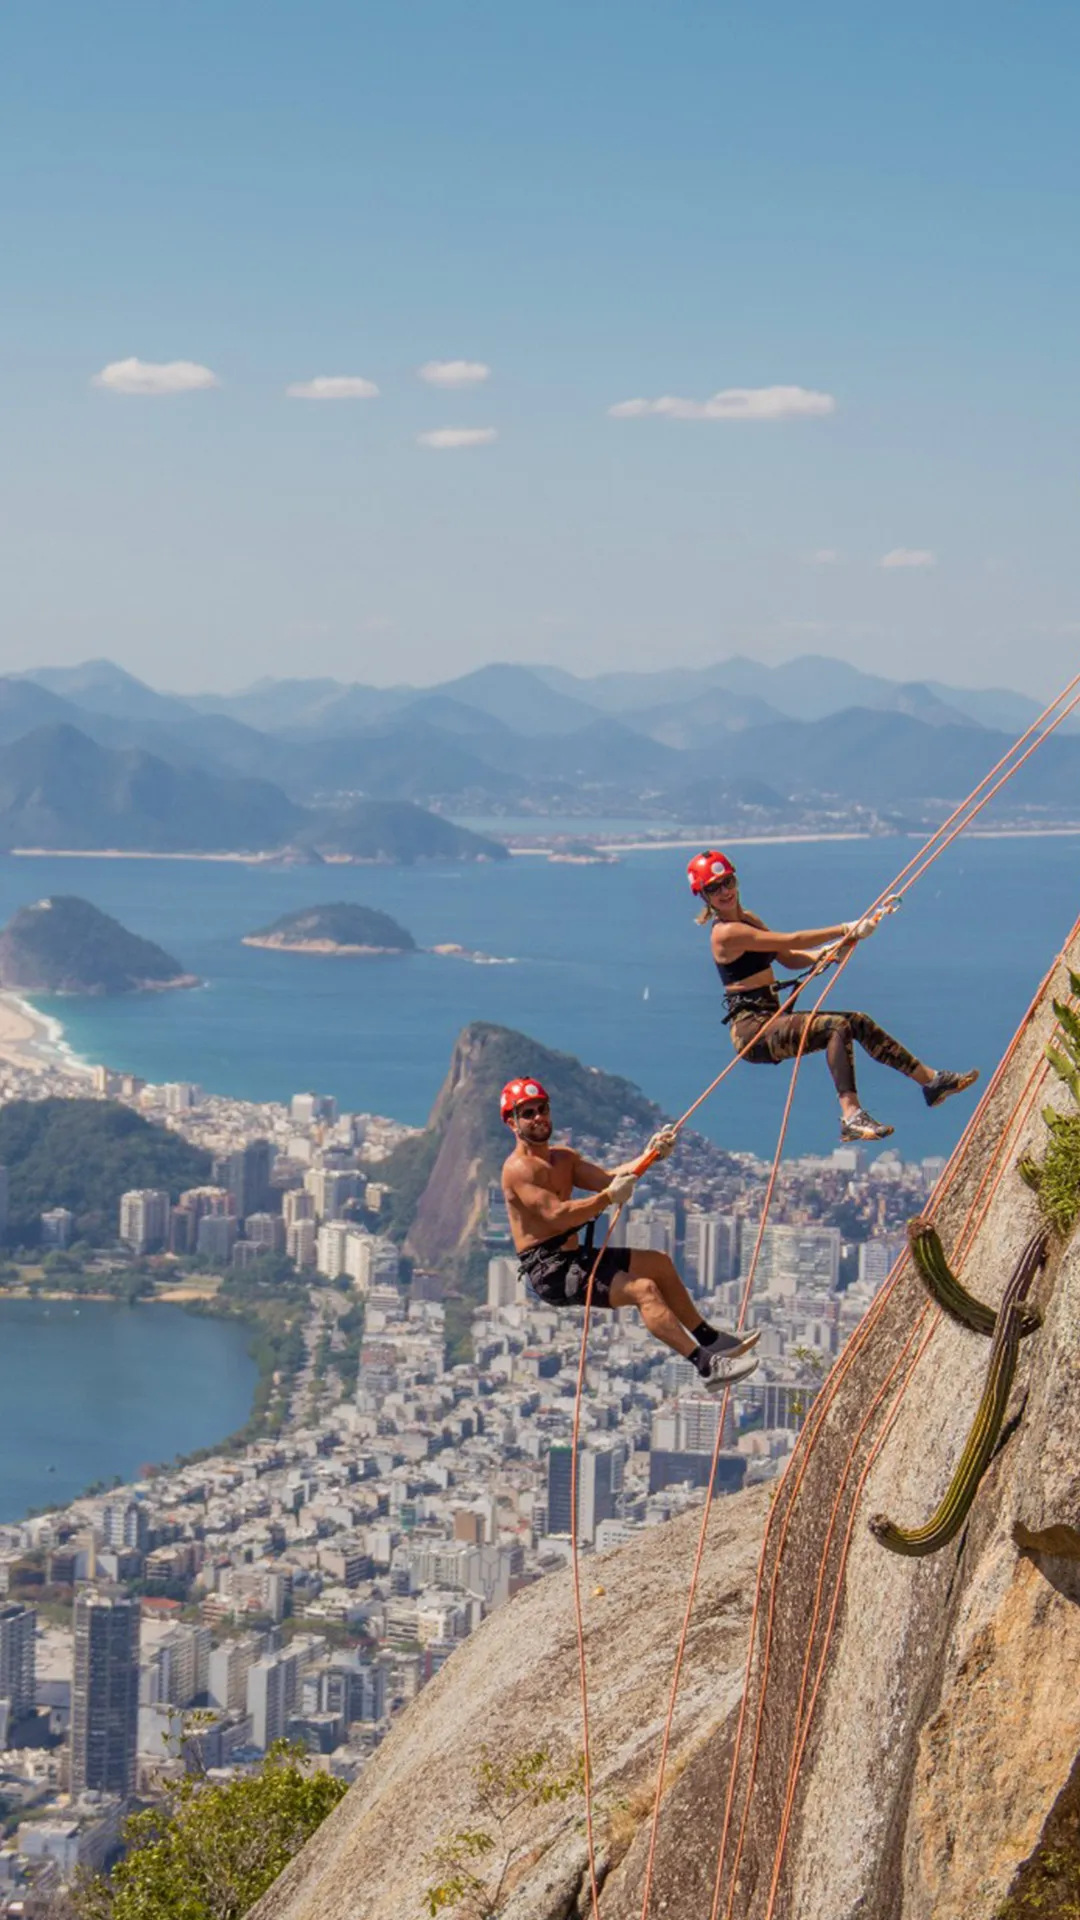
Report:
0,992,88,1077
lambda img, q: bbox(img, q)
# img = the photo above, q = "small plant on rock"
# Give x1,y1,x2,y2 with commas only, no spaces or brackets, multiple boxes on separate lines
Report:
421,1746,584,1918
1018,973,1080,1240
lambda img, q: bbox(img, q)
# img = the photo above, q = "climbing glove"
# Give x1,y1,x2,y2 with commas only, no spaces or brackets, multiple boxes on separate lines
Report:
645,1126,678,1162
845,911,883,942
604,1170,637,1209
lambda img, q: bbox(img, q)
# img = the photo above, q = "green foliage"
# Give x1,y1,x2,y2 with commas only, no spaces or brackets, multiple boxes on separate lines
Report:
247,901,416,951
373,1130,441,1244
72,1741,346,1920
421,1745,584,1919
0,895,185,993
1022,974,1080,1240
0,1100,211,1244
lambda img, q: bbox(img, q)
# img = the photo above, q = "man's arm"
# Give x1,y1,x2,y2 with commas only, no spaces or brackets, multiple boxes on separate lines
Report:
570,1152,612,1194
505,1167,614,1235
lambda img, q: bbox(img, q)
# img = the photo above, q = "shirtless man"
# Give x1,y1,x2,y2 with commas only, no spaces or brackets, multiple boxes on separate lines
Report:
499,1076,760,1392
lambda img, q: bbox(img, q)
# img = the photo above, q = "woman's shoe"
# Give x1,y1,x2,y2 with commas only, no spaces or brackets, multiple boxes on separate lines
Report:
923,1068,979,1108
840,1108,895,1142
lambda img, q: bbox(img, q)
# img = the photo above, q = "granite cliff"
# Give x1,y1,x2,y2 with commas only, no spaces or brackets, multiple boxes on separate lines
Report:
253,914,1080,1920
376,1020,661,1266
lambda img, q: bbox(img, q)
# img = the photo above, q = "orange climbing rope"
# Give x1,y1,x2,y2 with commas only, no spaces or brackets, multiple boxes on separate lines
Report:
714,936,1080,1920
563,672,1080,1920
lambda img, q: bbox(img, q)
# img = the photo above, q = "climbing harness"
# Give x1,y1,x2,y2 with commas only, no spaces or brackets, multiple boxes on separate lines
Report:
563,671,1080,1920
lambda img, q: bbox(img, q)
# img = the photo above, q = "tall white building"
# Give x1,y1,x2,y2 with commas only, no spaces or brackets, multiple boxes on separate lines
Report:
487,1257,519,1310
118,1190,170,1255
754,1224,841,1296
858,1235,905,1290
683,1211,738,1290
304,1167,356,1222
287,1218,317,1269
625,1206,677,1256
316,1221,351,1280
0,1604,36,1720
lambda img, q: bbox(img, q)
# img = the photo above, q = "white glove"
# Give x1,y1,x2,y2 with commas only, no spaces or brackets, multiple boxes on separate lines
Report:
604,1170,637,1209
845,912,882,942
645,1126,678,1162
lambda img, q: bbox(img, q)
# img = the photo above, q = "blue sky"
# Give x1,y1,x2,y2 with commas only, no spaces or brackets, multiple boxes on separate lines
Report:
1,0,1078,694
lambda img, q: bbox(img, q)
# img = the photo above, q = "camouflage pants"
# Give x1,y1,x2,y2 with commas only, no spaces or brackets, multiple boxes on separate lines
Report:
730,1003,923,1100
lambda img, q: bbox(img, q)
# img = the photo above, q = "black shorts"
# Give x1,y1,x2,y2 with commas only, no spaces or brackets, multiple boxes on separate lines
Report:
518,1241,629,1310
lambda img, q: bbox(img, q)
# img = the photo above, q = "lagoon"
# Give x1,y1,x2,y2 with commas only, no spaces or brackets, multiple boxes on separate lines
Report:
0,1299,257,1522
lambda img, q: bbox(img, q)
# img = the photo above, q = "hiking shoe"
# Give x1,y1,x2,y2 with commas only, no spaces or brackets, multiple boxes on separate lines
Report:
704,1327,762,1359
923,1067,980,1109
839,1108,895,1142
700,1349,760,1393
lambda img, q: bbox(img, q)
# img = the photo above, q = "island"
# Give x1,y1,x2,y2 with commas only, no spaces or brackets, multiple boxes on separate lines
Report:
0,895,198,996
242,902,418,956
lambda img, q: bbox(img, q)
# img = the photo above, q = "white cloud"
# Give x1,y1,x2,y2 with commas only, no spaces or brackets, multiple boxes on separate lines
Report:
92,357,220,396
285,375,380,400
879,548,937,569
808,548,839,565
608,385,836,422
417,427,498,449
418,360,491,388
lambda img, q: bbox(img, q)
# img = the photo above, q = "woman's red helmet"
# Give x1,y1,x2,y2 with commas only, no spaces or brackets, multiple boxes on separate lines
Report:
500,1077,550,1124
687,850,736,896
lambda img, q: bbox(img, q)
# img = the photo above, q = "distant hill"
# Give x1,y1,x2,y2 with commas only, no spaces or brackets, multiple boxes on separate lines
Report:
0,1098,211,1244
0,725,307,853
243,902,416,954
374,1020,662,1266
299,801,507,864
0,896,196,994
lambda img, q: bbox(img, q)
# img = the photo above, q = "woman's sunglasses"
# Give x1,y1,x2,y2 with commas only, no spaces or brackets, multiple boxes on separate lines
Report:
707,873,738,895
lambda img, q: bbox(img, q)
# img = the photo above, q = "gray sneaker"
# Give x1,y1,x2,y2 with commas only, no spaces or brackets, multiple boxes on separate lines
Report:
705,1327,762,1359
923,1068,979,1109
840,1108,894,1142
700,1349,760,1393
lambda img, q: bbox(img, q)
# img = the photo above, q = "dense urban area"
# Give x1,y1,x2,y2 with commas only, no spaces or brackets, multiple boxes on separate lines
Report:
0,1038,941,1911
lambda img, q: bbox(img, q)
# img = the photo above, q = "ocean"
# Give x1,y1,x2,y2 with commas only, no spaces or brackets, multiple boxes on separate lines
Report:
6,832,1078,1162
0,1298,256,1522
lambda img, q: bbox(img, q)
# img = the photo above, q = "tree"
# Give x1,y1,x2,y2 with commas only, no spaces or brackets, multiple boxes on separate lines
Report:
421,1746,583,1918
73,1742,346,1920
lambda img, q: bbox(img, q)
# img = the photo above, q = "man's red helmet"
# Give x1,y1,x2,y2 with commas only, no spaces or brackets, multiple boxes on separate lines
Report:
500,1077,550,1124
687,849,736,896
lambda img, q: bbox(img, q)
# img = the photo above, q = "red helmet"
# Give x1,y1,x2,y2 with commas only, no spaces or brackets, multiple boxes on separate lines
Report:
687,849,736,896
500,1077,550,1124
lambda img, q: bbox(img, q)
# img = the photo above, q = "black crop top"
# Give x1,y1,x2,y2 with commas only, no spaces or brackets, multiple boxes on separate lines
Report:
714,941,778,987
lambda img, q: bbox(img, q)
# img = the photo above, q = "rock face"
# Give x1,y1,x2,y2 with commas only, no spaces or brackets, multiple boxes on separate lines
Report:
0,895,196,993
253,915,1080,1920
379,1021,662,1266
247,1491,770,1920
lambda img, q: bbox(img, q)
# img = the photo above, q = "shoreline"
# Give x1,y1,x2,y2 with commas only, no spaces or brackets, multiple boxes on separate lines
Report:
0,991,93,1079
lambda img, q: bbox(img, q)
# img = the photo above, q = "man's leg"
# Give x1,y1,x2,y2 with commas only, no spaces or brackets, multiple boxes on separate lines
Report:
608,1269,695,1355
610,1252,759,1362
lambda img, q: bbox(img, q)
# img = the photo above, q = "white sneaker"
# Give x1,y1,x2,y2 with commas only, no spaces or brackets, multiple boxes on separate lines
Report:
699,1350,760,1393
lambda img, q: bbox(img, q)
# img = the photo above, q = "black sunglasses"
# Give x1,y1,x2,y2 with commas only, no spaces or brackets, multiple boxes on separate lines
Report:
516,1100,550,1119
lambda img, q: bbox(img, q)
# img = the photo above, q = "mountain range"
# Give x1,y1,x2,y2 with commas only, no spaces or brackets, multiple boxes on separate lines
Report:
0,653,1073,849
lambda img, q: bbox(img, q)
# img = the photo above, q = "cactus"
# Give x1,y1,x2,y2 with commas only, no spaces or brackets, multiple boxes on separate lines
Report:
870,1231,1046,1557
906,1216,1041,1338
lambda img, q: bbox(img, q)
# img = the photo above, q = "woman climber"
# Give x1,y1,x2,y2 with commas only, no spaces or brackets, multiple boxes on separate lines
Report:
687,849,979,1143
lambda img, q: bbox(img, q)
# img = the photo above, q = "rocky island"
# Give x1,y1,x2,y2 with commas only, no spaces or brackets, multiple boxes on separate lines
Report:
243,902,418,956
0,895,198,994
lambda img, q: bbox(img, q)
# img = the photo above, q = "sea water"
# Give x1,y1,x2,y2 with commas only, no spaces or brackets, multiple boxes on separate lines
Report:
4,833,1076,1162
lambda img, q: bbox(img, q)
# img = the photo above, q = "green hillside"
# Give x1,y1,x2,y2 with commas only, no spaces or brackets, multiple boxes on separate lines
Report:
0,1099,211,1243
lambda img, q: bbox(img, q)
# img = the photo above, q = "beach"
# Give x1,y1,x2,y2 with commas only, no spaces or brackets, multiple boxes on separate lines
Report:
0,993,89,1079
